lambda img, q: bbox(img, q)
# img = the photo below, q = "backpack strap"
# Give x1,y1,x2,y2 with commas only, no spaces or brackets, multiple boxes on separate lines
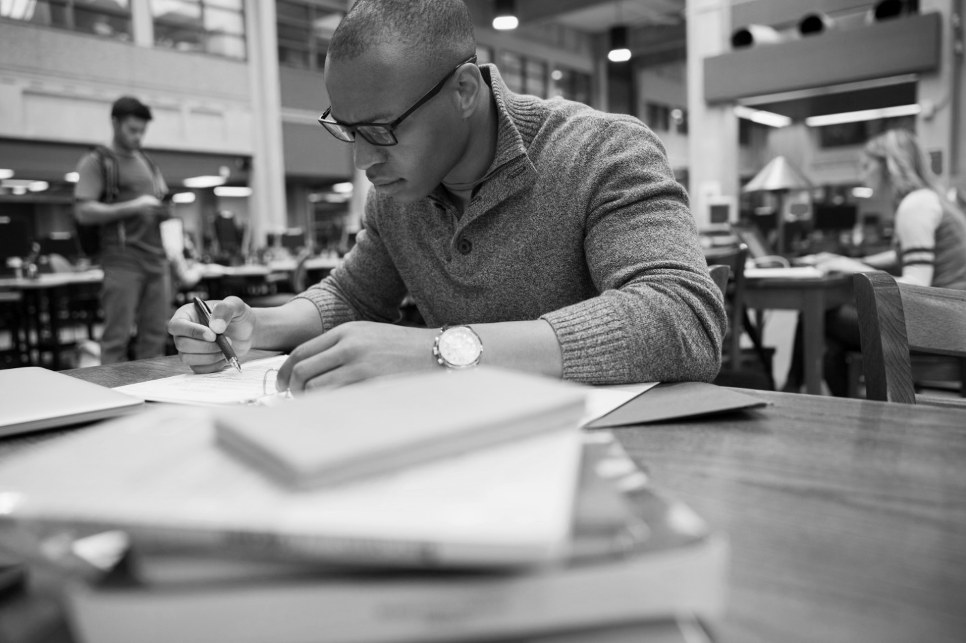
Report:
91,145,120,204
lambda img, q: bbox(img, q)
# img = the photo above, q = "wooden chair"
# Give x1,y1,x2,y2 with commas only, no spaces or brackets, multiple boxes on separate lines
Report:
853,272,966,405
709,264,730,298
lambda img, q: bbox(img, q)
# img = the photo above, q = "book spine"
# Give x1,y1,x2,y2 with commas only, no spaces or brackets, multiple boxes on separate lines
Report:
19,517,559,568
67,537,728,643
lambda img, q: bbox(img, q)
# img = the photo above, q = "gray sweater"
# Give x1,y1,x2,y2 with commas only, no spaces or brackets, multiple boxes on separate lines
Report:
296,65,726,384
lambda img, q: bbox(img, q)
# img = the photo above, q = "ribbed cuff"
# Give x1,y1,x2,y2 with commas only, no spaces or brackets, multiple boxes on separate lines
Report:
292,283,357,333
540,297,634,384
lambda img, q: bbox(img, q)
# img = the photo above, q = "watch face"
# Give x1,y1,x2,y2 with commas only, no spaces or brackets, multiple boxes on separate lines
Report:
438,326,482,368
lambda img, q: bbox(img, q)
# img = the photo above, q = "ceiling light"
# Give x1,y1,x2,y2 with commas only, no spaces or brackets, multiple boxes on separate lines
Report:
852,187,874,198
0,169,13,180
28,181,49,192
551,70,563,81
214,186,253,197
172,192,196,204
331,182,354,194
734,105,792,128
608,26,631,62
12,187,26,196
493,0,518,30
65,172,79,183
805,104,922,127
183,175,226,188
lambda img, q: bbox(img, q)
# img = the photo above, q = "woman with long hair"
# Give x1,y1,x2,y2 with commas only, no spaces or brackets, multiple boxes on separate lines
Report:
784,128,966,395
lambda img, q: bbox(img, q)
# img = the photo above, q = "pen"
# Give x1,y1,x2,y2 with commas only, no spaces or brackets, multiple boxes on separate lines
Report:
192,297,242,373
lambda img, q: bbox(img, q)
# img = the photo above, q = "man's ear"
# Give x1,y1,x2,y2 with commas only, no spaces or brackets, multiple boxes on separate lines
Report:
455,65,483,120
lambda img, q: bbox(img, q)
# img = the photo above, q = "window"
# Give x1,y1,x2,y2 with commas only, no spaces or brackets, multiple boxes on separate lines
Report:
496,51,551,99
499,51,525,94
475,45,493,66
1,0,132,42
646,102,670,132
152,0,246,59
551,67,591,106
672,108,688,135
276,1,343,72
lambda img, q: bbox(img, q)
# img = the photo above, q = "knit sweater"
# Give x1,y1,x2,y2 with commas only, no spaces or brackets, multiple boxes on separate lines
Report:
296,65,726,384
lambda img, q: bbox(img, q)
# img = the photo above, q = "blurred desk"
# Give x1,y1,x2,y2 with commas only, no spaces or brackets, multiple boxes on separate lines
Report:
0,271,104,370
0,358,964,642
743,272,852,395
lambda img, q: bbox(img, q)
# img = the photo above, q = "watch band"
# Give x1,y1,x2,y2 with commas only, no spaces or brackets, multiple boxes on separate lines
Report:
433,325,483,369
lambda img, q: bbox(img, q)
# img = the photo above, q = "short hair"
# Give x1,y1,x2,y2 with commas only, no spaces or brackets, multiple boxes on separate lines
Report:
111,96,153,122
328,0,475,70
864,128,940,199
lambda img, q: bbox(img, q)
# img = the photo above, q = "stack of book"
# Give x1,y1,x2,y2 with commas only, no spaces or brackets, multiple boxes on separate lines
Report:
0,367,727,643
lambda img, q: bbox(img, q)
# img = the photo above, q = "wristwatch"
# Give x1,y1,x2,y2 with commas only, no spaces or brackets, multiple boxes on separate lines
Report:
433,325,483,369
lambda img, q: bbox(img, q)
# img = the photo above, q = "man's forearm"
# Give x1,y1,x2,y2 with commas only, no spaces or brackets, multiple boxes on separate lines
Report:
252,298,327,351
75,200,140,225
473,320,563,378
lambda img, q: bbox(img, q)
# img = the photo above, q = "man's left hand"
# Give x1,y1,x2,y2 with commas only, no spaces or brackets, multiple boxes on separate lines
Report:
275,321,439,393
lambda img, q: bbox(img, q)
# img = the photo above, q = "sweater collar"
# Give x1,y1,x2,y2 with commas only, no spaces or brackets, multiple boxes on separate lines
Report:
429,64,538,210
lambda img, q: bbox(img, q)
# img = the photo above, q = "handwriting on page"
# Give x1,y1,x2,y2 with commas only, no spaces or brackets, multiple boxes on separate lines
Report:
114,356,291,406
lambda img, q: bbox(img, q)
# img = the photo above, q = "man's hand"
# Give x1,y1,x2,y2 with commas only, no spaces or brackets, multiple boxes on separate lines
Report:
128,194,168,217
167,296,256,373
816,255,872,275
276,321,438,393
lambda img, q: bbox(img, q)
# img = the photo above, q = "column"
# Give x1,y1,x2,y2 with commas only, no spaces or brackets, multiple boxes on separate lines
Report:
244,0,287,249
130,0,154,48
918,0,957,188
686,0,739,228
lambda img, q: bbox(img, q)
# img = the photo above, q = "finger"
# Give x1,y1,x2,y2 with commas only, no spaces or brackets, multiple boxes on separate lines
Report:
282,342,346,393
174,336,225,354
276,330,342,392
209,296,246,334
167,307,216,342
180,351,228,367
303,365,369,393
188,358,228,374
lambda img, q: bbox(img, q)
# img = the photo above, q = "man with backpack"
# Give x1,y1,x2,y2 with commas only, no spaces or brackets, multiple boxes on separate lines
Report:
74,96,171,364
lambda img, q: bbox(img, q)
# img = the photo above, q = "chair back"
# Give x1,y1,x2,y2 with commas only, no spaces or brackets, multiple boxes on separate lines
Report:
706,243,749,368
853,272,966,403
709,265,730,297
290,249,313,294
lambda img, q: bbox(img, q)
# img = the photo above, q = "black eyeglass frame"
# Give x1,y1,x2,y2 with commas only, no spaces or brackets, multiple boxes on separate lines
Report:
318,55,478,147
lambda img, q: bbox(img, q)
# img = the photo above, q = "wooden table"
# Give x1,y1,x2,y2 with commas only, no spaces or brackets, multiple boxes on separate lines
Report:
743,272,854,394
1,355,964,643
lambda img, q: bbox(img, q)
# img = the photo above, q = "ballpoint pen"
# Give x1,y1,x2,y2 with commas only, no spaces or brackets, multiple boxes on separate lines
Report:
192,297,242,373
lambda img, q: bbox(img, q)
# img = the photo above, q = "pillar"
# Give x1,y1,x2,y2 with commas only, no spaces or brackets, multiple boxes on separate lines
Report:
686,0,739,228
244,0,287,250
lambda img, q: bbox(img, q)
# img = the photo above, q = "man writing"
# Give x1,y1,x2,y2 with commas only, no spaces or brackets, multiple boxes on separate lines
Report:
76,96,170,364
168,0,725,390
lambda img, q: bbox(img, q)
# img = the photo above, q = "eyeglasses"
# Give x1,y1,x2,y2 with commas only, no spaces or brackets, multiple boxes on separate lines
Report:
318,55,478,147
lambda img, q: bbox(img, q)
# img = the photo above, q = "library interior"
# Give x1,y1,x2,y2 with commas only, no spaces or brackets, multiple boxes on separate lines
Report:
0,1,964,642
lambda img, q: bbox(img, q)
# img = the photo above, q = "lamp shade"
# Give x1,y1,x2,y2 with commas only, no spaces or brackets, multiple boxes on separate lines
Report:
742,156,813,192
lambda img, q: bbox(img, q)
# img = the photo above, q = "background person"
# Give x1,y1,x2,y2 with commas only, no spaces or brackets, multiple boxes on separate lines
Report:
167,0,726,391
75,96,171,364
784,128,966,395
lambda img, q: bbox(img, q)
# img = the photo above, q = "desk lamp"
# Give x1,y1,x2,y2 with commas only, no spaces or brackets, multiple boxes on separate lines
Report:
742,156,813,255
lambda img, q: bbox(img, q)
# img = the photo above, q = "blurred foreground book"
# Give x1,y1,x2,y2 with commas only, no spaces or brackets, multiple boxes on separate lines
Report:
57,434,726,643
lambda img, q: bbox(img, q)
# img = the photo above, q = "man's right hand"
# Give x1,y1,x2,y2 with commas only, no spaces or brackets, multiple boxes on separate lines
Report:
167,296,257,373
128,194,168,217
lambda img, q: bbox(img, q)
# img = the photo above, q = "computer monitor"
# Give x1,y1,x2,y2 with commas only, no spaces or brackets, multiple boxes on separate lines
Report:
281,229,306,252
0,216,32,262
213,213,242,257
814,204,858,232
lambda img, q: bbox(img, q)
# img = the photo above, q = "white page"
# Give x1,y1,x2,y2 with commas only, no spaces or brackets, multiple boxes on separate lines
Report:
114,356,290,406
580,383,658,426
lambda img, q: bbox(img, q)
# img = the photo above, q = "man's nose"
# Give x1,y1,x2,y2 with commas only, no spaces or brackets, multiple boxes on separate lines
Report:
352,137,384,172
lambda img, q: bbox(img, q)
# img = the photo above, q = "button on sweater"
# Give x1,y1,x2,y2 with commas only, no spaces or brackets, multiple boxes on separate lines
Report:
296,65,726,385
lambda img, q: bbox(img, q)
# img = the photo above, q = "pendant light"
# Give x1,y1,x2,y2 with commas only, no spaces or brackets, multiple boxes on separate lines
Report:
608,26,631,62
493,0,518,30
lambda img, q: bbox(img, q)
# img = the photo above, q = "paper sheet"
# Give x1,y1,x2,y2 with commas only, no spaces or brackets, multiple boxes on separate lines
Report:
580,383,659,427
114,356,290,406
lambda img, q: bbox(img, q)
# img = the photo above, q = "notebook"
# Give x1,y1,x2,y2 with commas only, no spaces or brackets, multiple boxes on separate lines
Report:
215,367,587,489
0,367,143,437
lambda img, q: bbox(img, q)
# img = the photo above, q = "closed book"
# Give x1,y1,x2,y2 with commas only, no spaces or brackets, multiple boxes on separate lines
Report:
62,438,726,643
0,405,584,568
214,366,586,489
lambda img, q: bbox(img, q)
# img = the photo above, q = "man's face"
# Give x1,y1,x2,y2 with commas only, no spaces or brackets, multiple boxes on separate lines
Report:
324,47,468,203
112,116,149,151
